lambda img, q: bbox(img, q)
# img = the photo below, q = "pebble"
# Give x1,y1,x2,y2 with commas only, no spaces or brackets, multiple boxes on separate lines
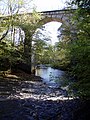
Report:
0,78,89,120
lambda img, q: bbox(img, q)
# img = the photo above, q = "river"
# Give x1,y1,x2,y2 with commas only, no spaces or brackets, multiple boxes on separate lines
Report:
35,66,67,88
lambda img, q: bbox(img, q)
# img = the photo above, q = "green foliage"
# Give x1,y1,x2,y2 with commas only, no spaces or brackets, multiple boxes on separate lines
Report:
67,5,90,98
71,0,90,9
51,33,71,70
0,39,22,71
18,12,42,73
32,39,47,64
0,0,41,73
54,2,90,98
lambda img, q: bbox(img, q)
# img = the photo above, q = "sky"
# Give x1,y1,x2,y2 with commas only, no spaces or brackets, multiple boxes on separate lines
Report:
17,0,68,13
0,0,68,14
31,0,68,12
0,0,68,45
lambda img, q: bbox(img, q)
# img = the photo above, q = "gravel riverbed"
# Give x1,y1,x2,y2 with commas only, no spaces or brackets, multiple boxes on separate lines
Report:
0,72,89,120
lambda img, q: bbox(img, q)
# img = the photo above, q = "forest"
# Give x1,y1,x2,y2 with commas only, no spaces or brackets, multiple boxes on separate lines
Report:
0,0,90,119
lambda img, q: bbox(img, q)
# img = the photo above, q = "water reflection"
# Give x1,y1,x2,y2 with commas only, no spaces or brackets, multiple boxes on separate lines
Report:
35,67,65,88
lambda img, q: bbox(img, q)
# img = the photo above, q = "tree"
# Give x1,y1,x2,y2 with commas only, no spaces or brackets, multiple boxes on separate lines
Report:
0,0,41,74
32,39,47,65
0,0,24,41
16,9,41,73
71,0,90,9
0,0,25,72
67,0,90,98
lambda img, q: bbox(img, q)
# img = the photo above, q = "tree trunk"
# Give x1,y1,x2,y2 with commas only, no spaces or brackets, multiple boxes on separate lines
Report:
23,31,32,74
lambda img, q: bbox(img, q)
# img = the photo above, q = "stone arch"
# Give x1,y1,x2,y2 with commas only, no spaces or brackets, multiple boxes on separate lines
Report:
39,17,64,26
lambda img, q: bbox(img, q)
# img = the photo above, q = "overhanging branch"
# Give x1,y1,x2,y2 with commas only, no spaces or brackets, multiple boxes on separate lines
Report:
0,26,9,41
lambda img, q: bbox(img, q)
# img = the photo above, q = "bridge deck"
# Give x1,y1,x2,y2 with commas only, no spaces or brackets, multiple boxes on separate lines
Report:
0,9,76,18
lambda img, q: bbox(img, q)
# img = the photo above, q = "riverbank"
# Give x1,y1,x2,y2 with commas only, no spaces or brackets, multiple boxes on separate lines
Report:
0,71,90,120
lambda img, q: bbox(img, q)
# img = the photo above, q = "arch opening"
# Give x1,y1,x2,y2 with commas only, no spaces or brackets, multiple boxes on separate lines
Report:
33,21,62,45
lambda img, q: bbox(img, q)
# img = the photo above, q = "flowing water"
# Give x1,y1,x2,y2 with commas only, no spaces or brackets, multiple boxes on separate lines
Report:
35,66,66,88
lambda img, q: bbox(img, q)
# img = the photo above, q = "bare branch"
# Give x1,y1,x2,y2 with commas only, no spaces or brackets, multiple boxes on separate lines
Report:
0,26,9,41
